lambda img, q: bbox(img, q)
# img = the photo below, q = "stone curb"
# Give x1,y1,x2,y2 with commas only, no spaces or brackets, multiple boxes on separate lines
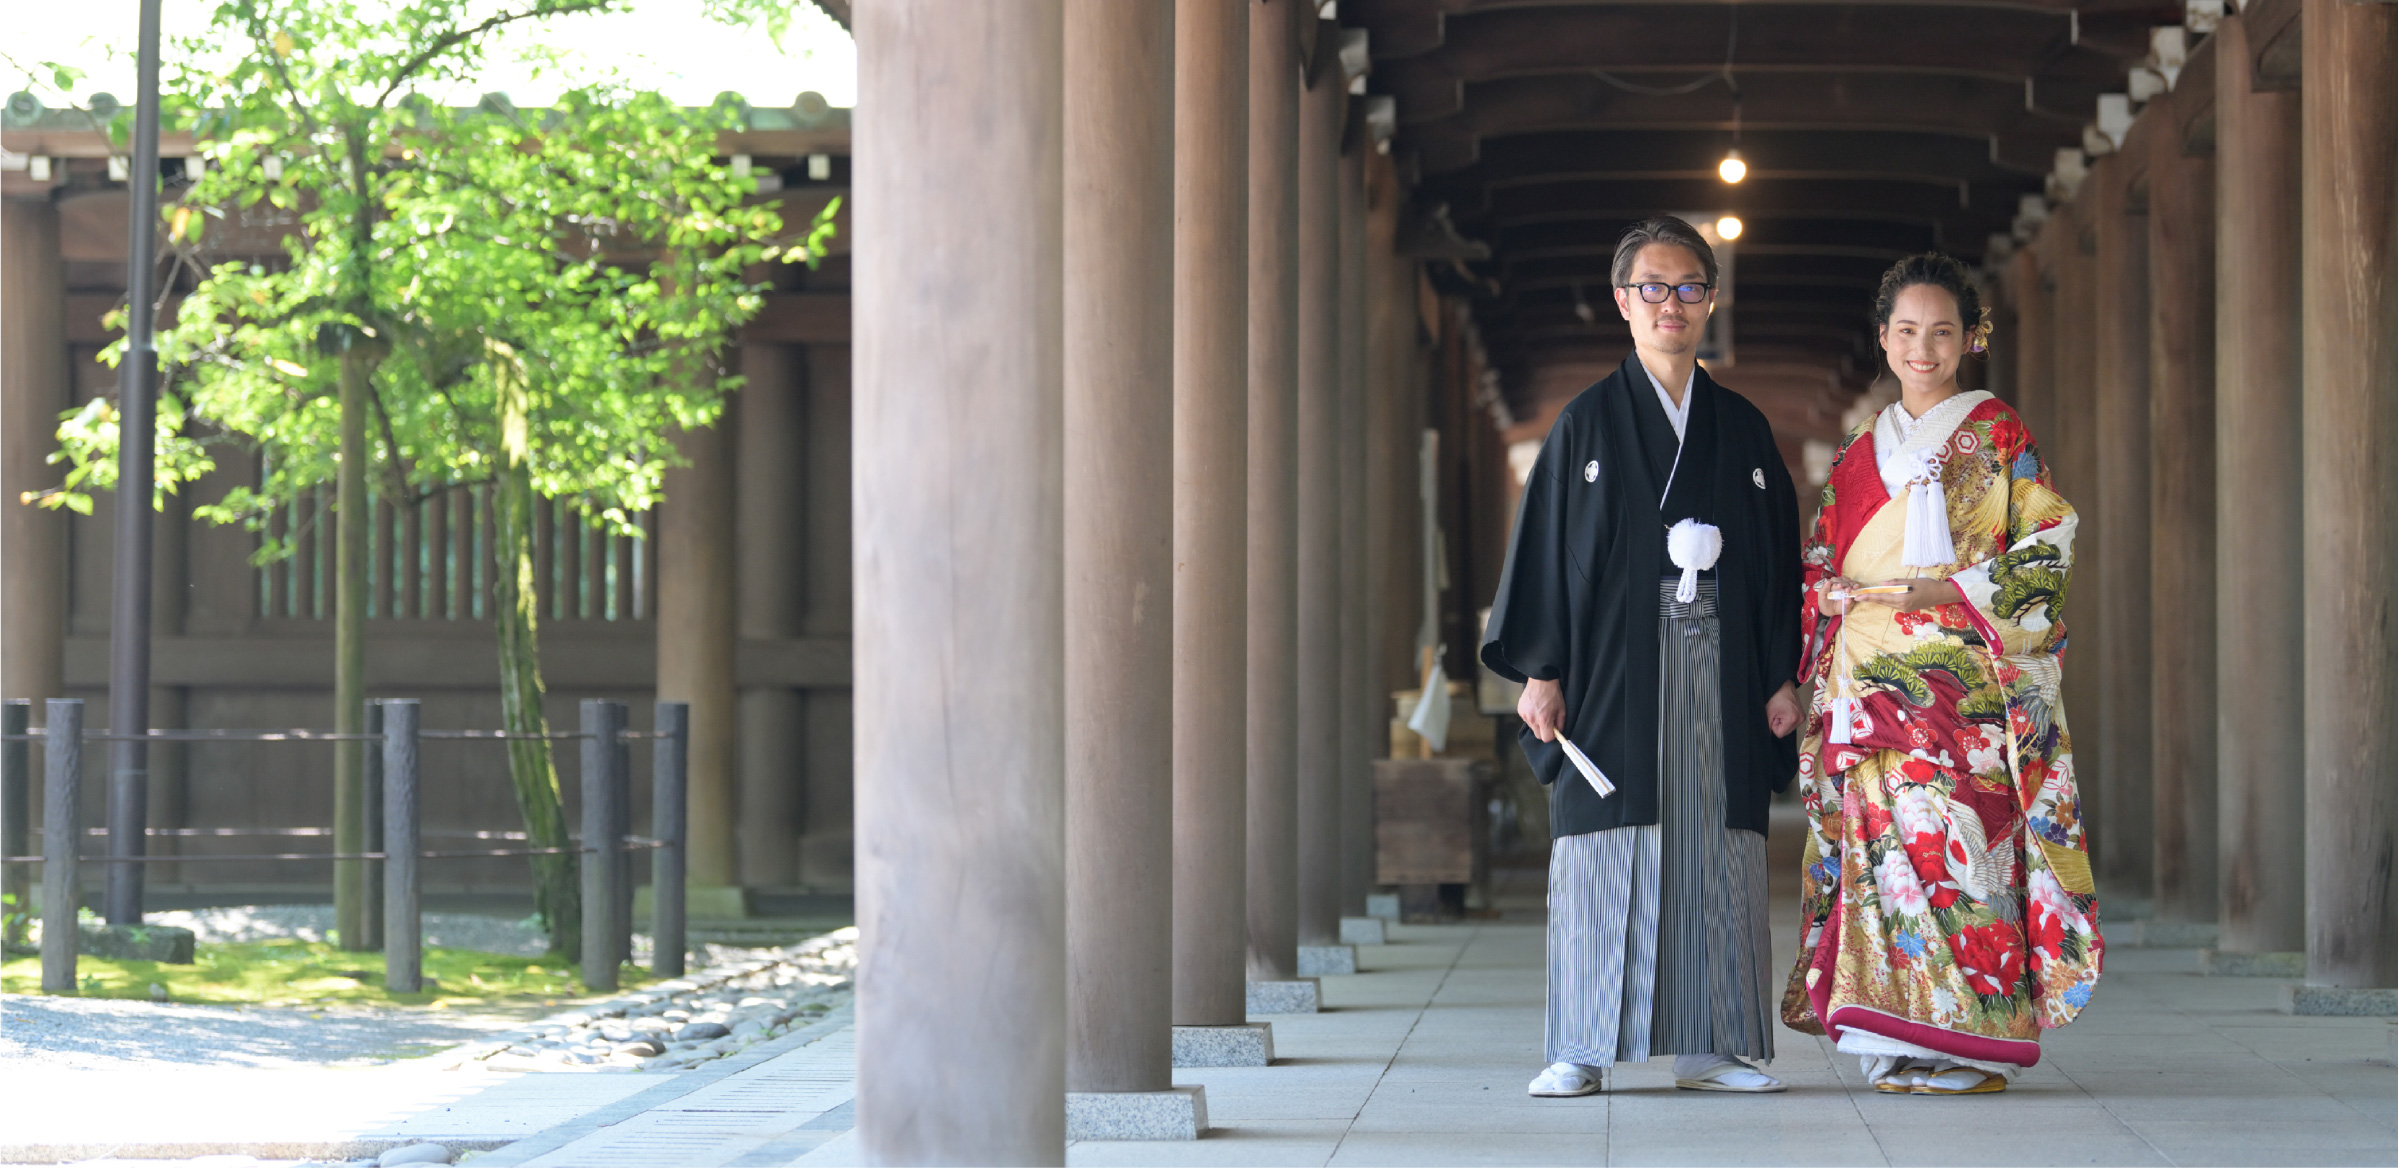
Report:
467,1005,857,1168
430,928,854,1071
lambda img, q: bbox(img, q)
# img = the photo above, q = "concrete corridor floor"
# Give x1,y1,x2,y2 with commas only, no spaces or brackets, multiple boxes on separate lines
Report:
1033,918,2398,1167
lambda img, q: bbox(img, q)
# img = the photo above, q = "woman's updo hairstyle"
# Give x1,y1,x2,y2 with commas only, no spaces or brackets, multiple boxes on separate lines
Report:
1872,252,1991,353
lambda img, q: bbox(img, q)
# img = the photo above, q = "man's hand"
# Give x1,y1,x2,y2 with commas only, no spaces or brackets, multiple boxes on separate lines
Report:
1766,681,1800,738
1519,677,1565,742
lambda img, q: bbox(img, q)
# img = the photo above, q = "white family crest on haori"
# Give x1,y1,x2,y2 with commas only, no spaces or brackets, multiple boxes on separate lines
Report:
1752,467,1766,489
1584,460,1599,482
1666,518,1722,604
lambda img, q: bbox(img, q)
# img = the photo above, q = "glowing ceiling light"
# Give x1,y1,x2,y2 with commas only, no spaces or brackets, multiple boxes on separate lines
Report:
1716,215,1744,241
1718,149,1746,184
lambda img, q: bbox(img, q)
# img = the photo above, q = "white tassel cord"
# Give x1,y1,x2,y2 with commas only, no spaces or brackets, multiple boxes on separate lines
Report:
1666,518,1723,604
1900,450,1956,569
1828,694,1855,745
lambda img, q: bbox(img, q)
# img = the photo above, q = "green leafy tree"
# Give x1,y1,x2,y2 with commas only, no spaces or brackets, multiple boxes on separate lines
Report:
45,0,832,958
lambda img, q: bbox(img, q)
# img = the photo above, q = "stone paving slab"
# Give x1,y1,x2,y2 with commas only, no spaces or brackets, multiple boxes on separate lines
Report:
29,909,2398,1166
0,1064,660,1162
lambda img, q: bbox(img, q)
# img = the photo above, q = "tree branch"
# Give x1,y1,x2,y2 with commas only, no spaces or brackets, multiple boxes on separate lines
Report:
372,0,617,109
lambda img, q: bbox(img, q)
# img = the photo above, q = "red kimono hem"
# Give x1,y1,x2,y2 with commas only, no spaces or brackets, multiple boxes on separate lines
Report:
1826,1005,2044,1068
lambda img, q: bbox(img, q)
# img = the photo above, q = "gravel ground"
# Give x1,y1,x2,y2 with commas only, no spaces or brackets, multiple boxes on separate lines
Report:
3,910,848,1073
469,928,855,1073
0,993,530,1071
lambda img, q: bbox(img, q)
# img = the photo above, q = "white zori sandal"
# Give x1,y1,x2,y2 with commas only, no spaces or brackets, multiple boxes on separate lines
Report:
1673,1053,1787,1093
1529,1062,1605,1097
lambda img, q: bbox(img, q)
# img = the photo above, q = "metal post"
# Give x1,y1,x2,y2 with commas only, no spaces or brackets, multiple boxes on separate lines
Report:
381,700,421,994
610,701,633,969
102,0,164,926
3,700,29,947
579,699,623,991
651,701,688,977
361,700,384,950
41,699,82,993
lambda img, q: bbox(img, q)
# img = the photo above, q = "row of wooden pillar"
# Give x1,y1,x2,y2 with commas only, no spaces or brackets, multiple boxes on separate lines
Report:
852,1,1427,1161
1999,3,2398,985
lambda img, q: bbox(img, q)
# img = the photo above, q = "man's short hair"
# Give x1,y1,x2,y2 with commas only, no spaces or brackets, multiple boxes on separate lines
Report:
1611,216,1719,289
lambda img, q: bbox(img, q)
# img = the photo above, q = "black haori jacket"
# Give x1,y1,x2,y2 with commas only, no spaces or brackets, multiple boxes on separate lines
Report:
1480,356,1802,838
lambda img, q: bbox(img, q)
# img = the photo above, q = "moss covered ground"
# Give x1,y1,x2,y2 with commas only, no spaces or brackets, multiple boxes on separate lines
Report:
0,938,657,1007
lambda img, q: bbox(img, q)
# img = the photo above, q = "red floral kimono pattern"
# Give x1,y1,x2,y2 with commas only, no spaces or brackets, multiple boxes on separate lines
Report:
1781,397,2102,1066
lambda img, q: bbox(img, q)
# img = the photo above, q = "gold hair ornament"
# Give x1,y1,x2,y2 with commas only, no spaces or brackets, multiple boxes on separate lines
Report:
1968,306,1995,354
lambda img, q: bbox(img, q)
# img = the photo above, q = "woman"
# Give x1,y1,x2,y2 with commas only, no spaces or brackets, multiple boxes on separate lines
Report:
1782,254,2102,1096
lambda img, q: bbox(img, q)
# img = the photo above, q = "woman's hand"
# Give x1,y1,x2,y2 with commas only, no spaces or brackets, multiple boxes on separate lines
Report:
1519,677,1565,743
1765,681,1800,738
1814,576,1862,617
1858,578,1964,612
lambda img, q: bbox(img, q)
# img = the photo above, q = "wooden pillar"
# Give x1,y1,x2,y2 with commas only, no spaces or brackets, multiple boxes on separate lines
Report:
1294,28,1343,952
1337,136,1372,918
2301,0,2398,988
1064,0,1175,1097
2214,11,2306,956
734,341,804,889
2,199,68,709
1173,0,1250,1030
2091,146,2155,902
2006,248,2053,446
658,400,739,891
854,0,1065,1160
2148,87,2219,924
1246,0,1303,984
1363,157,1411,732
2045,205,2106,859
2008,247,2054,460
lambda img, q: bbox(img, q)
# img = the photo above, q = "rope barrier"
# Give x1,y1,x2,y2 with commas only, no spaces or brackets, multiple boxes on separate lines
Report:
0,838,667,865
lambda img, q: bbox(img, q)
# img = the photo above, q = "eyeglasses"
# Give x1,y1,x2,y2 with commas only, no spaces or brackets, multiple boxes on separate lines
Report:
1620,282,1713,305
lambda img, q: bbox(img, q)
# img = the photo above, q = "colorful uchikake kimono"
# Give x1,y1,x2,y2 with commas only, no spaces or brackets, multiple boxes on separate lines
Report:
1782,390,2103,1076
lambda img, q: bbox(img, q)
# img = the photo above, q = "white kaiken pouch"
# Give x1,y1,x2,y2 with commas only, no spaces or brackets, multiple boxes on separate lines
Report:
1556,736,1615,797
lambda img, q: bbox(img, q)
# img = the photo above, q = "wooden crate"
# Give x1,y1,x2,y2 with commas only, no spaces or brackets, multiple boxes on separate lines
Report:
1373,758,1492,887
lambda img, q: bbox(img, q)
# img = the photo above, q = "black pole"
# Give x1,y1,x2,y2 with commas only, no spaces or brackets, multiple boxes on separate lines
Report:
102,0,165,925
362,700,384,950
381,699,421,994
42,700,83,993
651,701,687,977
579,699,621,991
2,701,29,948
610,700,632,968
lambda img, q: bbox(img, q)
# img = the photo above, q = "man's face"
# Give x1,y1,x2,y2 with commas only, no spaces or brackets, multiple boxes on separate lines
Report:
1612,242,1715,357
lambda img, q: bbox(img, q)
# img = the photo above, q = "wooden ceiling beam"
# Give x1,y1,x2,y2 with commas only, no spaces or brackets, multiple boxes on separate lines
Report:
1398,72,2093,175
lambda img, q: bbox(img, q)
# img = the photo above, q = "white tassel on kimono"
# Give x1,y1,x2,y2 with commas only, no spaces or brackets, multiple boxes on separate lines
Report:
1828,694,1856,745
1901,450,1955,569
1666,518,1723,603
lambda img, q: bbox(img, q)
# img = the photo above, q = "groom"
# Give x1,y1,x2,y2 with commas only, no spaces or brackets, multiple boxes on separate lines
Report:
1482,216,1802,1096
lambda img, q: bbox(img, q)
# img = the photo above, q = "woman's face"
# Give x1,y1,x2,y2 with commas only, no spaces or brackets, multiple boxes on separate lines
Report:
1879,283,1965,394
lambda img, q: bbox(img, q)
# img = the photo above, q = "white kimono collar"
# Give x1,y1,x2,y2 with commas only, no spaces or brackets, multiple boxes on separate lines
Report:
1873,390,1991,570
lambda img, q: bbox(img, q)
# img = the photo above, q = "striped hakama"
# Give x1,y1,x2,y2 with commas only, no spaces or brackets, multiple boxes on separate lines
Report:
1544,578,1778,1067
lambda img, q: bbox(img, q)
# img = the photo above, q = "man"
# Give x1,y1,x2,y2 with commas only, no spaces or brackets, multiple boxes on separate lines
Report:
1482,216,1802,1096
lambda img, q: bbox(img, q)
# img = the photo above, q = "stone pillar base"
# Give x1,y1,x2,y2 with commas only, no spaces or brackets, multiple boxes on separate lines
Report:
1340,916,1387,945
1065,1085,1207,1141
1298,944,1356,976
1172,1023,1273,1067
2199,949,2305,978
2111,919,2217,948
1365,892,1400,921
1246,979,1320,1015
2283,985,2398,1016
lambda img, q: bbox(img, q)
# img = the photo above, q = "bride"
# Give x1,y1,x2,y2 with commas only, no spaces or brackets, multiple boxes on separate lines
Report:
1783,253,2103,1096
